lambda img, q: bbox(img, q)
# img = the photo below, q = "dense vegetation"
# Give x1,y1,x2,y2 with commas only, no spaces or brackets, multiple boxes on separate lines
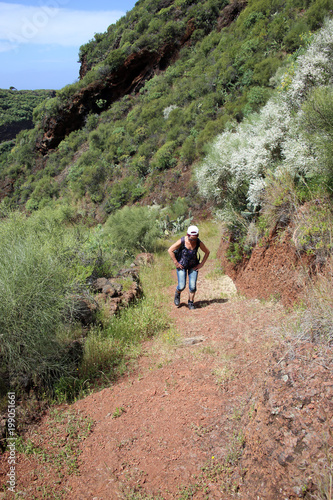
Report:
0,89,54,128
0,203,172,401
197,19,333,263
1,0,332,214
0,89,55,176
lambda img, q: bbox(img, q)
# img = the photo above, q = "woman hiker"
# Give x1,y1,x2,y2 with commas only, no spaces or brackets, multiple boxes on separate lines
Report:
168,225,210,310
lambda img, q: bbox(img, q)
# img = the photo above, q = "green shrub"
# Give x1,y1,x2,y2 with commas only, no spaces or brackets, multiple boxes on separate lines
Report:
104,175,145,213
158,196,193,235
252,56,282,85
305,0,333,30
130,155,149,177
0,212,83,389
33,96,61,122
151,141,178,170
105,205,160,254
105,48,127,72
180,136,197,165
8,128,38,171
80,332,123,380
26,176,59,209
283,20,310,51
293,198,333,256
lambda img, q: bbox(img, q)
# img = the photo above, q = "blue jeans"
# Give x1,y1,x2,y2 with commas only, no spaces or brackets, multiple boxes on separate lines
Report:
176,268,198,293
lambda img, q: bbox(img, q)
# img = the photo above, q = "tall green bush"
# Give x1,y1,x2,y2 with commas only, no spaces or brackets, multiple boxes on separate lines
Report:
0,208,100,391
151,141,178,171
105,205,160,254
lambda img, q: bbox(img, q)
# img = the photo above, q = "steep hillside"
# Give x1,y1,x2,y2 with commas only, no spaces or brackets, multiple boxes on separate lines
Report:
0,0,331,215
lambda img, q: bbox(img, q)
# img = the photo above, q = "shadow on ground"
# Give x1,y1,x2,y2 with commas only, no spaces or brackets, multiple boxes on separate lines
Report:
178,298,228,309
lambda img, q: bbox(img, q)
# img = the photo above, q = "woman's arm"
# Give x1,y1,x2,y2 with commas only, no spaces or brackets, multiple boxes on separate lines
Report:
168,239,183,269
193,241,210,270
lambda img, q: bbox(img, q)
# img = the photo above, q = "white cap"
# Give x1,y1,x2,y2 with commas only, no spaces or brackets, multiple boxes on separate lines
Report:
187,225,199,235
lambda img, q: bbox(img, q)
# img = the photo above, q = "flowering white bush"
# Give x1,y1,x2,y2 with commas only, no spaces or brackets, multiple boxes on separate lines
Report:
163,105,178,119
196,97,291,209
196,19,333,211
287,18,333,109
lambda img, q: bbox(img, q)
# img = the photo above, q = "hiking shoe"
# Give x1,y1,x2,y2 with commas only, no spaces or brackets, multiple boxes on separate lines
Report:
188,300,195,310
174,291,181,307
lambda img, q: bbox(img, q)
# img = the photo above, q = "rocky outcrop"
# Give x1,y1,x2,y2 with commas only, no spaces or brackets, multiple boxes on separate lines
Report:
78,253,154,322
67,254,154,327
35,35,194,154
94,272,142,317
218,229,316,306
35,0,247,155
217,0,247,30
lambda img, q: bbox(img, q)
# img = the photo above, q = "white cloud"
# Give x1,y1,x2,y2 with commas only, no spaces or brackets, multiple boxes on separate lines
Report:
0,2,124,50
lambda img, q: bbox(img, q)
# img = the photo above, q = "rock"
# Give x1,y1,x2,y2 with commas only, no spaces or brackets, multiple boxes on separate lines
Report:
178,337,205,346
117,268,139,280
277,452,293,466
94,277,111,291
134,253,154,266
67,339,84,364
108,301,120,316
102,284,121,297
292,486,305,497
72,297,97,325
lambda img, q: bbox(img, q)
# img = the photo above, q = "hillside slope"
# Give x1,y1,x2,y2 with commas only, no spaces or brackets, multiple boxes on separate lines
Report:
1,0,331,215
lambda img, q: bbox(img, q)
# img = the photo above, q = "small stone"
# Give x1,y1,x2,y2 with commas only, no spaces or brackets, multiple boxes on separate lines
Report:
282,375,289,383
283,412,295,419
178,337,205,346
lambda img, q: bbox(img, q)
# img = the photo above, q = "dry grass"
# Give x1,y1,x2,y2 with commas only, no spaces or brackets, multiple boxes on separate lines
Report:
311,443,333,500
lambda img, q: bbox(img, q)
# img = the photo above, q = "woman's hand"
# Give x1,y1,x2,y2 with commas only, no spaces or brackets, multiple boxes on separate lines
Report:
176,262,184,269
193,263,203,271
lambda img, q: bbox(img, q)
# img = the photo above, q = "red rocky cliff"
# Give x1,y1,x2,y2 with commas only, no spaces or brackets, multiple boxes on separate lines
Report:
218,229,317,306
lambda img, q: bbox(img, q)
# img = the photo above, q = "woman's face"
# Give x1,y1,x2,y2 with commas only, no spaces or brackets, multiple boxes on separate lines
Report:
187,234,198,241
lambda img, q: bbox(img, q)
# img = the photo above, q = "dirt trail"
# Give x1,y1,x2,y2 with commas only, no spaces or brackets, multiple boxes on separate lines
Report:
1,258,332,499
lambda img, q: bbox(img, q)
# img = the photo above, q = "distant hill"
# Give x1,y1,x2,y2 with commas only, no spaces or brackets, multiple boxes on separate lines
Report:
0,89,55,143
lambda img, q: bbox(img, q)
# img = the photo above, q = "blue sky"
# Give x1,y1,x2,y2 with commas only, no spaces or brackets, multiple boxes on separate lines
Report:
0,0,137,90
